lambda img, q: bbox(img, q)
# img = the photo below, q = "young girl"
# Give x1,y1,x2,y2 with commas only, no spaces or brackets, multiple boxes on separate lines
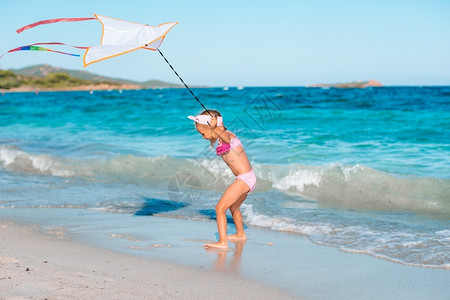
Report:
188,110,256,249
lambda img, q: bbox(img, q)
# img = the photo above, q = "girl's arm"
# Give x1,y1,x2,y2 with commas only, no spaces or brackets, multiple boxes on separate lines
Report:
209,115,231,144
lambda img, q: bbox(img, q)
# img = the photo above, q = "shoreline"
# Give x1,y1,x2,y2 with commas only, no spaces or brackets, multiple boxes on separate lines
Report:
0,218,296,299
1,208,449,300
2,86,449,94
0,84,144,94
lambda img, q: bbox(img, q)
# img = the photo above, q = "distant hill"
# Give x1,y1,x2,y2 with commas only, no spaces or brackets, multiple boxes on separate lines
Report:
140,79,185,89
12,64,183,89
309,79,383,88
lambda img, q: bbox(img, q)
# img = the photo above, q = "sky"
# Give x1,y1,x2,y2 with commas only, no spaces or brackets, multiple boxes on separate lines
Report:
0,0,449,86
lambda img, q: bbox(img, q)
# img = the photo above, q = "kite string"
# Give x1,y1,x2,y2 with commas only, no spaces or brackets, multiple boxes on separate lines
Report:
157,49,213,117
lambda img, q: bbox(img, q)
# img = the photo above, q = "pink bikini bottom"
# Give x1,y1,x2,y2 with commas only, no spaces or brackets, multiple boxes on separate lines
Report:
236,169,256,194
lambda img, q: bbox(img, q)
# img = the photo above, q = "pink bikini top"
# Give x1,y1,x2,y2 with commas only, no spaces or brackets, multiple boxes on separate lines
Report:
216,131,243,156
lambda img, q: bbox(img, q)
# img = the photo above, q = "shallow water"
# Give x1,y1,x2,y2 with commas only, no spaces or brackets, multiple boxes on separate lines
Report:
1,87,449,268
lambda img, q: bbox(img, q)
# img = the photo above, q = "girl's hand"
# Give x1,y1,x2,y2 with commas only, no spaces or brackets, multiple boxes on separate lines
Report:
209,115,217,128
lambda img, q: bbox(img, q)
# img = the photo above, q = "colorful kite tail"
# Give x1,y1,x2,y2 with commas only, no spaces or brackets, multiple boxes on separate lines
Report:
0,42,89,60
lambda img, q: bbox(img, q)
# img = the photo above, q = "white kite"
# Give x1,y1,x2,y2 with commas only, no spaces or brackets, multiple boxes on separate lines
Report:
83,14,177,66
2,14,178,67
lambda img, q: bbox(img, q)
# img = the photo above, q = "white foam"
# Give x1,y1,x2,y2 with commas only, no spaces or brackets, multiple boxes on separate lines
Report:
0,146,74,177
241,204,333,236
272,167,322,192
191,157,234,180
435,230,450,236
260,162,450,214
0,145,20,165
0,146,233,188
268,162,365,194
240,204,449,269
333,162,365,182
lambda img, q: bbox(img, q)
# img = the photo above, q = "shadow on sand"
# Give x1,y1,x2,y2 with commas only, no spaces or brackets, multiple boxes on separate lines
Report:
198,209,235,224
198,209,249,230
134,198,188,216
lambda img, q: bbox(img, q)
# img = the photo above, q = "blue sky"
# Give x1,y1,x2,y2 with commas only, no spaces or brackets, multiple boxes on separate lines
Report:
1,0,449,86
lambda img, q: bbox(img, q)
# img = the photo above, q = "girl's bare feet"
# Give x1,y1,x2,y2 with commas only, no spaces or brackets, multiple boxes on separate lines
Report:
227,233,247,241
204,241,228,249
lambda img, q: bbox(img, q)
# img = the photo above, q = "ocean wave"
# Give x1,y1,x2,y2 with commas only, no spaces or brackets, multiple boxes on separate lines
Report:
0,145,75,177
261,162,450,214
241,204,450,269
1,145,449,214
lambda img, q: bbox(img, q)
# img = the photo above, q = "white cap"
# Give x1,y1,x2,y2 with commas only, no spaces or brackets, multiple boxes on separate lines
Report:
188,114,223,126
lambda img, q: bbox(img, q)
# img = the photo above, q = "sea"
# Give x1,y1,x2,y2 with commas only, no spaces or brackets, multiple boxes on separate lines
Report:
1,86,449,269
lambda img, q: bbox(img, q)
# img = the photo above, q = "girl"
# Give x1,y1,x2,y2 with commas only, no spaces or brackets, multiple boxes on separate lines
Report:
188,110,256,249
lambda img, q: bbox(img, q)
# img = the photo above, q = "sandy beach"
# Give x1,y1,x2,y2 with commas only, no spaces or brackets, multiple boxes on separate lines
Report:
0,218,295,299
0,208,449,300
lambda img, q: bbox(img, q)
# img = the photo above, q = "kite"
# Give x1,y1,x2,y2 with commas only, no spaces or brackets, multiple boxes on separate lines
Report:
1,14,211,115
5,14,178,67
84,15,177,67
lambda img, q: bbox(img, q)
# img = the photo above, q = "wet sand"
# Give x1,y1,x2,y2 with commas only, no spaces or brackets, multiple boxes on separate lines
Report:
0,219,296,299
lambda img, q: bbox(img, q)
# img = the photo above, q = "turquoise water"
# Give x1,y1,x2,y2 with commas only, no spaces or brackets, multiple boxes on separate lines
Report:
1,87,449,268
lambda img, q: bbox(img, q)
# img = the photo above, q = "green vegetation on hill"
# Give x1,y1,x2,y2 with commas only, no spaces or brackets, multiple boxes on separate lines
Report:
0,70,21,89
11,64,183,89
13,64,135,85
0,69,114,89
1,64,192,90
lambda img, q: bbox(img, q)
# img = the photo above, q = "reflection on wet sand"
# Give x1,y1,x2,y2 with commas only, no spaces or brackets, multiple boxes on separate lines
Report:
206,239,247,272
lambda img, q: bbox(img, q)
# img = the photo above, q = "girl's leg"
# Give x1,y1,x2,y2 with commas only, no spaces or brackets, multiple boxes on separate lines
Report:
228,193,247,240
204,180,249,249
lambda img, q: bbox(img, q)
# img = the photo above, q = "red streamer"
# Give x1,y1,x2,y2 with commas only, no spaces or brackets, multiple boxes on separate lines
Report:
17,17,96,34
